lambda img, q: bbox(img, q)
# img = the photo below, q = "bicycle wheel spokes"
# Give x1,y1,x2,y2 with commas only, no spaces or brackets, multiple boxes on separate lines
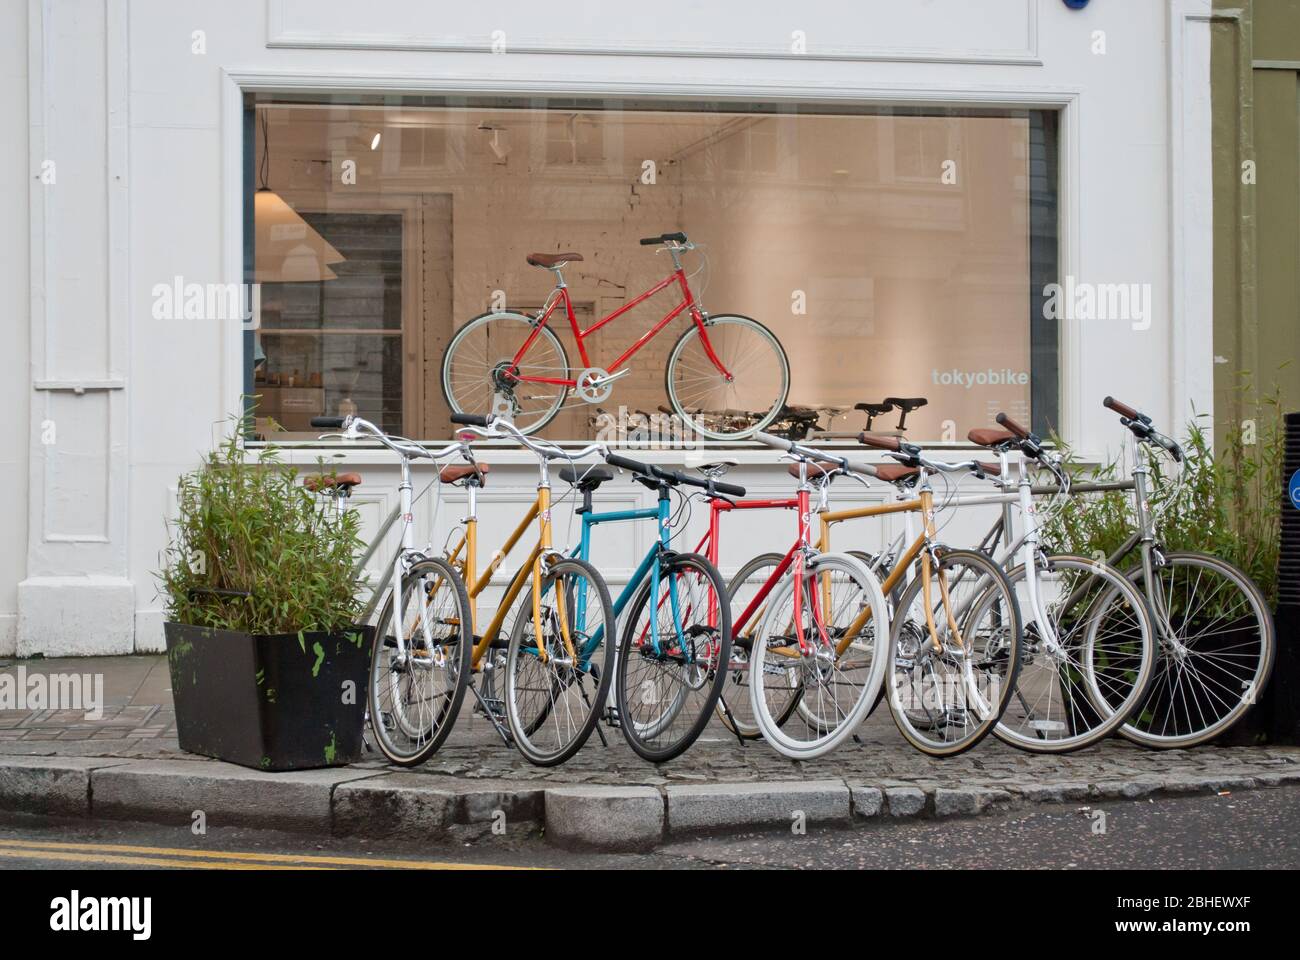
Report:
617,553,731,762
995,555,1155,753
1122,553,1275,747
667,316,789,439
888,549,1021,756
442,313,569,432
505,558,615,766
717,553,790,739
369,558,472,766
749,553,888,759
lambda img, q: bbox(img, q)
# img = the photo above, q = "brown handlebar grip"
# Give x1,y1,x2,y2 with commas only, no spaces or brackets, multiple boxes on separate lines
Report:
994,412,1031,439
1103,396,1141,420
858,432,901,452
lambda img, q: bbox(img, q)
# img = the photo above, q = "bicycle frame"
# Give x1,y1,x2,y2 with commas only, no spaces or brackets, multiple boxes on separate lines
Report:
816,483,960,656
695,494,799,637
443,480,574,670
505,262,733,388
698,471,831,655
569,484,686,658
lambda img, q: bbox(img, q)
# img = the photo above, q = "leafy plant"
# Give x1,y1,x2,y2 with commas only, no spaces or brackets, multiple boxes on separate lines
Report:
159,414,364,633
1045,386,1283,608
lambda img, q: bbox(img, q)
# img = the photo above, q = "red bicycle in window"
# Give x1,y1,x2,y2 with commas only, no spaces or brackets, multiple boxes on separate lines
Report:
440,232,790,439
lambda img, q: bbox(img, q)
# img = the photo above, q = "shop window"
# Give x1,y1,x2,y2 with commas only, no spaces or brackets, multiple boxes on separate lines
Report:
245,97,1059,443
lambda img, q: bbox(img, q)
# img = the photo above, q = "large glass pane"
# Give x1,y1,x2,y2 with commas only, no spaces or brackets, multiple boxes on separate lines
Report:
246,97,1057,443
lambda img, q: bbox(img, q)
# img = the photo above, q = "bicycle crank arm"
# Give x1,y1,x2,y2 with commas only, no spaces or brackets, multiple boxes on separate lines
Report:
588,368,632,387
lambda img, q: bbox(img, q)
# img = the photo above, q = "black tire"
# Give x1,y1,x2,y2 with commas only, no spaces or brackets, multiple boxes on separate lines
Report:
1118,552,1275,748
664,314,790,440
504,557,615,766
440,311,570,435
887,548,1023,757
717,552,796,738
616,552,732,762
368,557,473,767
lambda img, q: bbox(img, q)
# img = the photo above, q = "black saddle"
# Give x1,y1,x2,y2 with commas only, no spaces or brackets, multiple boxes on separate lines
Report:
559,465,614,491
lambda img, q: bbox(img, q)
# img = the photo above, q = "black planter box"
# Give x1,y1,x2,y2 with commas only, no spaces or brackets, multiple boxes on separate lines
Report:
164,622,373,771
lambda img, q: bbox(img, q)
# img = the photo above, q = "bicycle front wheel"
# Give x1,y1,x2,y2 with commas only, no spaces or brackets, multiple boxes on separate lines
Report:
441,311,569,434
616,553,731,762
887,548,1022,757
995,555,1156,753
665,314,789,440
504,557,615,766
368,557,473,766
748,552,889,759
1119,552,1275,748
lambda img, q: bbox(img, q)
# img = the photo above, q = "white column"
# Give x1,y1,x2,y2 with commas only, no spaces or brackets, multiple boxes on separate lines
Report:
17,0,134,656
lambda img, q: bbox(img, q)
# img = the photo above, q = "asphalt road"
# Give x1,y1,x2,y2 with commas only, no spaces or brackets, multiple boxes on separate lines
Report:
1,786,1296,870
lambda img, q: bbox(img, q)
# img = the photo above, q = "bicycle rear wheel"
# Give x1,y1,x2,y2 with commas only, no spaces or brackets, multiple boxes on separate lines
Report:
665,314,789,440
441,311,569,434
886,548,1022,757
995,555,1156,753
616,553,731,762
748,552,889,759
1119,552,1274,748
504,557,615,766
716,552,798,739
368,557,472,766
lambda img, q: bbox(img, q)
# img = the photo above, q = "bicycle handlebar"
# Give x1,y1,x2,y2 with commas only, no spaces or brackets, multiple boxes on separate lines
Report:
1102,397,1183,462
606,451,746,497
321,415,472,465
450,412,491,427
1103,396,1144,422
994,412,1032,440
639,232,688,246
753,432,877,480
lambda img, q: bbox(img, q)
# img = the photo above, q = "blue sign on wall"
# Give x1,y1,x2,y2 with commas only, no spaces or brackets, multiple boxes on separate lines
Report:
1289,469,1300,509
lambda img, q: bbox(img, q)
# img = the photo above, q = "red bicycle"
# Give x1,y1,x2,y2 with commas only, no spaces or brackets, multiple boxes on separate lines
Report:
687,451,889,757
440,232,790,439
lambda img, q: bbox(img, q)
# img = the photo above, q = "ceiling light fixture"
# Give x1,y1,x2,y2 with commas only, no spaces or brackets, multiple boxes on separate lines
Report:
253,109,344,283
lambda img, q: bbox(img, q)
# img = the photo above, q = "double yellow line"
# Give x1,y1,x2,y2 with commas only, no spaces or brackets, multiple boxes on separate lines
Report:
0,838,523,870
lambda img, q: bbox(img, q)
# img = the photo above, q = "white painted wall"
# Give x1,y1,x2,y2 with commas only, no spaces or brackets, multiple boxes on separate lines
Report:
5,0,1216,654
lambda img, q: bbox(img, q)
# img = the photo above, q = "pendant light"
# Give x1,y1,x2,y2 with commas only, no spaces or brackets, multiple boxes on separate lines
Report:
254,108,343,282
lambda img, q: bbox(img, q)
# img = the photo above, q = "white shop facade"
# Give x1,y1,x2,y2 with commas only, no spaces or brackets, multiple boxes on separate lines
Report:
3,0,1217,655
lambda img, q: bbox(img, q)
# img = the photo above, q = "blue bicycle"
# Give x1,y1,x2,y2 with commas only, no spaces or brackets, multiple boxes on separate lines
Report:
560,452,746,762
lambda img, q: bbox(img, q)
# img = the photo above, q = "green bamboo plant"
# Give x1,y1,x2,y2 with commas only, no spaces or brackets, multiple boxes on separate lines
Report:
159,415,364,634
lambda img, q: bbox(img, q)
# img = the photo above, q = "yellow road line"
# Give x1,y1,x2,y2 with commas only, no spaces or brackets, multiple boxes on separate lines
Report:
0,847,323,869
0,838,523,870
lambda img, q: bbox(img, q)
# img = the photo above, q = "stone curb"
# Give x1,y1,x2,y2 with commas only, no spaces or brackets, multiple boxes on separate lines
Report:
0,757,1296,851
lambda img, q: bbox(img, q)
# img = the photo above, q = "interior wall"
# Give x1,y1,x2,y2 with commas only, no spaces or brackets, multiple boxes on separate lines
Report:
265,107,687,438
679,114,1032,440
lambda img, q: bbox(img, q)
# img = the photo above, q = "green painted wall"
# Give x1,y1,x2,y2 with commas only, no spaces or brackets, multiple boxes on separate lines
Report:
1213,0,1300,439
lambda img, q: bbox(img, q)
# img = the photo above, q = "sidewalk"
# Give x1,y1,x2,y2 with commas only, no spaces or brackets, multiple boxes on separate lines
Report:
2,655,1298,850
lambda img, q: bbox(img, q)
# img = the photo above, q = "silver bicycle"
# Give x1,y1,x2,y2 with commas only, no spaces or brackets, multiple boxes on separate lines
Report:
307,414,478,767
